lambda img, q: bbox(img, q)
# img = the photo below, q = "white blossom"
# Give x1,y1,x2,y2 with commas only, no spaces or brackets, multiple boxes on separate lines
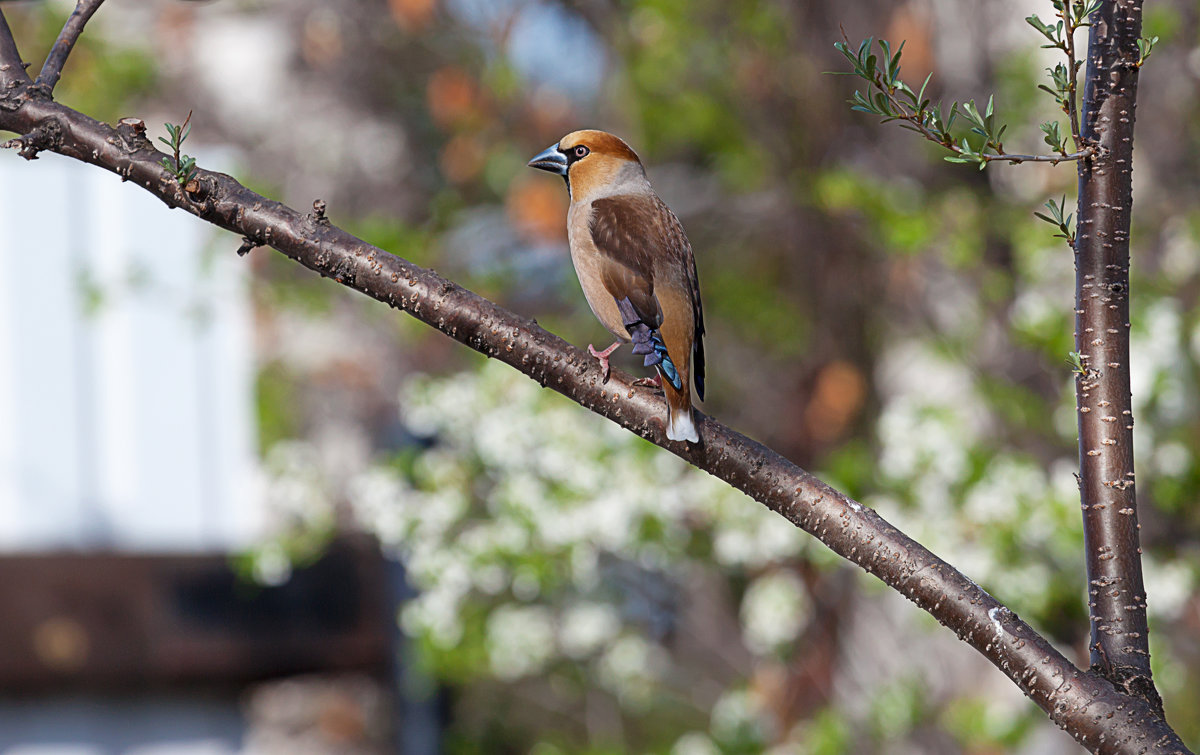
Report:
559,602,621,659
486,604,556,680
741,571,811,655
597,634,665,707
710,688,768,744
671,732,721,755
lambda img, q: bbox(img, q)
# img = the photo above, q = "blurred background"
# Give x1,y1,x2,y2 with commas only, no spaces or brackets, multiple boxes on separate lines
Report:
0,0,1197,752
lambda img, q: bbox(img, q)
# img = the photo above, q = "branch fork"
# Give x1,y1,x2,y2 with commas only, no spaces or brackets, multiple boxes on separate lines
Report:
31,0,105,97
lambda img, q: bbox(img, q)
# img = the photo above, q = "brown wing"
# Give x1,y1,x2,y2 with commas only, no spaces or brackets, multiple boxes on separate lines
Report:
588,195,664,329
655,196,706,401
590,194,706,400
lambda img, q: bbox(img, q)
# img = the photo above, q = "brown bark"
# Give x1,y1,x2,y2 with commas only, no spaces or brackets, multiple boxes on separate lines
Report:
31,0,104,95
0,10,29,87
1073,0,1160,713
0,6,1189,753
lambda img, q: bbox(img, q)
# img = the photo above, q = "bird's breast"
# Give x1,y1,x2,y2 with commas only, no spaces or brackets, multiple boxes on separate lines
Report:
567,202,632,341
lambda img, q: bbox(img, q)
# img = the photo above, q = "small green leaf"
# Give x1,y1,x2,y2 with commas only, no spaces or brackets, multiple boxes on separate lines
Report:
1137,35,1159,67
1037,84,1063,103
1025,13,1061,45
1040,121,1066,152
916,72,932,105
1066,351,1086,374
1074,0,1103,25
858,37,872,64
1035,196,1075,243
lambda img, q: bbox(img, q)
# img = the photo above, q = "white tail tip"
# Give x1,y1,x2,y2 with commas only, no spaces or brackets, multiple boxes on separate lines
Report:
666,409,699,443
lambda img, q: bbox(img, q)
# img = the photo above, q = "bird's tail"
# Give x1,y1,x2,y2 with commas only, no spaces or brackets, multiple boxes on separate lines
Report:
662,375,699,443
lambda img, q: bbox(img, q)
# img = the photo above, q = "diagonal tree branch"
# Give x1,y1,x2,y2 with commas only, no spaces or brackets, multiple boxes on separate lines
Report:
1073,0,1159,712
0,10,1189,754
32,0,105,96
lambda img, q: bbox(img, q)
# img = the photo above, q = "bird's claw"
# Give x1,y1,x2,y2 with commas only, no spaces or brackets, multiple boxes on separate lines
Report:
588,342,620,383
631,374,662,391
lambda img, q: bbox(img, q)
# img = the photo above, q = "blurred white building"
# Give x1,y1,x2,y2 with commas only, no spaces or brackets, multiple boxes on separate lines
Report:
0,150,259,551
0,153,403,755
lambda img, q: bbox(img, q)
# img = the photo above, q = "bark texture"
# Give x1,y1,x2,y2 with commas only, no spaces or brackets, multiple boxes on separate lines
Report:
0,5,1190,752
1074,0,1160,713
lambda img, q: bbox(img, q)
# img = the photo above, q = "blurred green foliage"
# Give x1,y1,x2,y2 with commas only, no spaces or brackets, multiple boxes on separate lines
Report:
256,361,303,454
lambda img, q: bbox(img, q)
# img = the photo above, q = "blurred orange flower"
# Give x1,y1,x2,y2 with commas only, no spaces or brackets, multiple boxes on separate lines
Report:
439,133,485,184
506,175,567,243
427,67,480,129
804,360,867,442
389,0,437,32
886,2,934,80
301,10,344,68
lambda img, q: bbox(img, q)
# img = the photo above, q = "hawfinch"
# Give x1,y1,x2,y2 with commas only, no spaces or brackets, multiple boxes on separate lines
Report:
528,130,705,443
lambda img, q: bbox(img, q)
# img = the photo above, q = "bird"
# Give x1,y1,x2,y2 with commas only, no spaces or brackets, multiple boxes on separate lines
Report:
527,129,705,443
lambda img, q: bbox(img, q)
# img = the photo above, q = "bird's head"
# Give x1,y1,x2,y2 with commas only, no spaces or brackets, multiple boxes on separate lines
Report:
527,129,645,201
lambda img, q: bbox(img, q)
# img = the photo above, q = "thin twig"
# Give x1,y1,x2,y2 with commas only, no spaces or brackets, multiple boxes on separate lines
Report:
874,71,1091,166
174,110,191,166
1062,6,1084,149
0,8,32,86
990,148,1093,164
33,0,105,95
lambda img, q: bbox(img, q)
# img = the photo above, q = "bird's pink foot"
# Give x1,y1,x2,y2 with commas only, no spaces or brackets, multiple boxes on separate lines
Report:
588,342,621,383
632,374,662,390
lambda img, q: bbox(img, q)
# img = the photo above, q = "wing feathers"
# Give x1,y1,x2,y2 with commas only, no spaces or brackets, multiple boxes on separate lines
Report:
590,196,661,328
589,194,705,400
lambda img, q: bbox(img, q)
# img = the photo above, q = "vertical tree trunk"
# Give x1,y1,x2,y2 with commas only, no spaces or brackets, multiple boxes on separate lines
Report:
1074,0,1160,713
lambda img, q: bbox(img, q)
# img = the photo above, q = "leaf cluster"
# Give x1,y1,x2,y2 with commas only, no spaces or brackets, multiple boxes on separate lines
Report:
158,110,198,186
1025,1,1098,150
1040,121,1068,155
1033,196,1075,244
834,38,1006,170
943,98,1007,168
832,0,1168,248
1137,35,1159,67
1035,61,1074,116
1025,1,1102,50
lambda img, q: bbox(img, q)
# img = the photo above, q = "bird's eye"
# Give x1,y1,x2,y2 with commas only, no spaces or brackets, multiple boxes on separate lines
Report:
574,145,590,158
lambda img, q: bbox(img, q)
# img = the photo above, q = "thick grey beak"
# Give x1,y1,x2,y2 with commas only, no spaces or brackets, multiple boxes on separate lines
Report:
527,144,568,175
